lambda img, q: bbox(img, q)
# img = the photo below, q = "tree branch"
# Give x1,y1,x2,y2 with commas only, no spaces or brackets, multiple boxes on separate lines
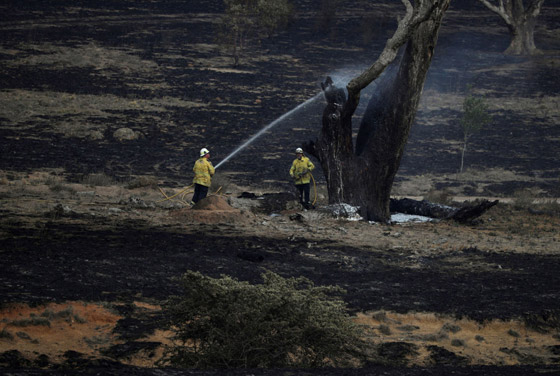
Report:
345,0,437,115
479,0,514,26
525,0,544,18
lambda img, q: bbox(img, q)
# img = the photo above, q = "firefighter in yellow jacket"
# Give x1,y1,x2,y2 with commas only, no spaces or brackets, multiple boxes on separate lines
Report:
289,147,315,209
191,148,215,204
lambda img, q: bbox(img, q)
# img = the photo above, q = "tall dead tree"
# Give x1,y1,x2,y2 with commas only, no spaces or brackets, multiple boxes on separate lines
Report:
304,0,450,223
479,0,544,55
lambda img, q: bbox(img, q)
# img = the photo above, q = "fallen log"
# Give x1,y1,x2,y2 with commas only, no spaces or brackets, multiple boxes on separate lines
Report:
390,198,499,223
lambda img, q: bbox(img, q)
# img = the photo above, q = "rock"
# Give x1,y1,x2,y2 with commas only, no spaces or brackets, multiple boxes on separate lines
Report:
88,130,104,140
289,213,304,222
120,196,155,209
113,127,141,141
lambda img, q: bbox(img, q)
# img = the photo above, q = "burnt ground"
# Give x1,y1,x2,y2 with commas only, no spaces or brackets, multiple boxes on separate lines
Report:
1,189,559,374
1,0,560,374
1,218,559,321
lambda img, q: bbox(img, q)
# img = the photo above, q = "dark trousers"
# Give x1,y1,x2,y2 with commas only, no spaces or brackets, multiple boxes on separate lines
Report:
192,184,209,203
295,183,310,206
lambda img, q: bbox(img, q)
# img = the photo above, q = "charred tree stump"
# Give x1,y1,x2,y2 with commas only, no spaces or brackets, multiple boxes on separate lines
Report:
450,199,499,223
390,198,456,219
305,0,452,223
390,198,499,223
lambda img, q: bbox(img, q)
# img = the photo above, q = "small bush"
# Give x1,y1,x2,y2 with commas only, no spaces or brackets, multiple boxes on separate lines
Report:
378,324,392,335
81,173,115,187
424,188,454,206
507,329,520,338
127,176,158,189
160,270,370,368
0,328,14,340
451,339,465,347
45,175,74,194
41,306,86,324
10,317,50,328
512,188,534,210
441,323,462,334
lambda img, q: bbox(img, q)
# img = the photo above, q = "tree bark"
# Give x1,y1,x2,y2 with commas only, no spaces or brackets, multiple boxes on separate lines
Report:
305,0,450,223
505,17,539,55
478,0,544,55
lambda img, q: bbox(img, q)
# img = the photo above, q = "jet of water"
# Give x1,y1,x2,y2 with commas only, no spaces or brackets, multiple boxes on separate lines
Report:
215,91,323,169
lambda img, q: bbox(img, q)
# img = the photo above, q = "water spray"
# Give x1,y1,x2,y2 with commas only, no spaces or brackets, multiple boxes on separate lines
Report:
214,75,353,170
214,92,323,169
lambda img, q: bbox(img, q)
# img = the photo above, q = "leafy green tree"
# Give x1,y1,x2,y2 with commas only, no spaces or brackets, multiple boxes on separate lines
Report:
159,270,371,368
217,0,293,65
459,87,492,173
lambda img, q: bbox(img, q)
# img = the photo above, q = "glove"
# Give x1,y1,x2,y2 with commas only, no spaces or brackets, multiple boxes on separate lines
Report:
300,168,308,176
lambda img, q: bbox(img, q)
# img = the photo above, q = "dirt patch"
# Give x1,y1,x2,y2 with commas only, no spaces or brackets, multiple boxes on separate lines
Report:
168,195,258,224
2,302,559,369
355,311,560,366
0,302,121,364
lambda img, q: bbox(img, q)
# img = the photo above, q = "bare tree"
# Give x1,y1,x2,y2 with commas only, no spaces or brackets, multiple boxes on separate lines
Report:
478,0,545,55
304,0,450,223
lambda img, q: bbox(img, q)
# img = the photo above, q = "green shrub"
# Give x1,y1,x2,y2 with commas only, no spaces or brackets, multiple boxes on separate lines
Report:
160,270,370,369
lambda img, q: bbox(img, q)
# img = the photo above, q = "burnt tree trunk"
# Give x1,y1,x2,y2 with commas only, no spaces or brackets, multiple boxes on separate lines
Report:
479,0,544,55
305,0,450,223
390,198,499,223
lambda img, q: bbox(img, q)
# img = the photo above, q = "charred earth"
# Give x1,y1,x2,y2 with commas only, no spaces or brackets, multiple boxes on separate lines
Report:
1,0,559,375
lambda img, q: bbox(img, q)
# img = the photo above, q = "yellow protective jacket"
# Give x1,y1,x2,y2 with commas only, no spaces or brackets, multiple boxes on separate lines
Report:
290,156,315,185
193,157,215,187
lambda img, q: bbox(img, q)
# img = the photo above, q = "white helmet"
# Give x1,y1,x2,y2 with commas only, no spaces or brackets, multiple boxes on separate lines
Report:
200,148,210,157
295,147,303,154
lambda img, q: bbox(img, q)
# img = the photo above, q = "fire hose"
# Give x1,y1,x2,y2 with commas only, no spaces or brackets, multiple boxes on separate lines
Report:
158,184,223,204
310,172,317,206
158,170,317,207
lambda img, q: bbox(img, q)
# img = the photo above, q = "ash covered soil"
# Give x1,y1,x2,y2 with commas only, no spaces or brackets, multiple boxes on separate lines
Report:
1,0,560,374
1,182,560,375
